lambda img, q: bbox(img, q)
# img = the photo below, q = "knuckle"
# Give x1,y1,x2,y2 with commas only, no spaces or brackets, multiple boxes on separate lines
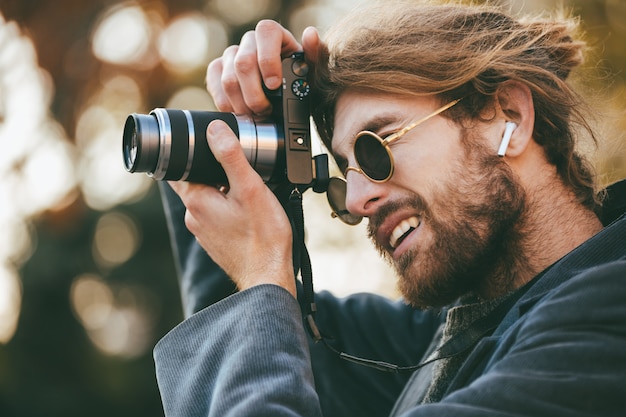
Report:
216,140,242,163
257,54,276,70
211,95,231,113
206,62,224,97
240,178,262,195
245,96,270,113
183,208,198,232
233,53,258,77
206,58,222,82
220,72,240,94
180,184,209,212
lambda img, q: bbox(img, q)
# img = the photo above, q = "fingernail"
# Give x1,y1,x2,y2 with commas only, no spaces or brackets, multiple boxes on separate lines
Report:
265,76,280,90
207,119,228,135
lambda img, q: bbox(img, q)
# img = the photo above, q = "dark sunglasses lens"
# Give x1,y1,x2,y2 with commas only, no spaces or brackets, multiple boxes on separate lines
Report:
327,177,362,225
354,133,391,181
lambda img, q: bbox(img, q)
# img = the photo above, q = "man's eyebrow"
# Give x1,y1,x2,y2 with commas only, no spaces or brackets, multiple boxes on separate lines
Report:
330,113,399,172
333,114,401,151
359,114,401,135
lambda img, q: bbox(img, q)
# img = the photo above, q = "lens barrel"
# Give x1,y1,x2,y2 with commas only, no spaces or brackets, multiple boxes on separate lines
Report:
122,109,281,185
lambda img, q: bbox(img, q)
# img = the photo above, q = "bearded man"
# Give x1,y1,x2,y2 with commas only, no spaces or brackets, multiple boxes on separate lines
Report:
152,2,626,416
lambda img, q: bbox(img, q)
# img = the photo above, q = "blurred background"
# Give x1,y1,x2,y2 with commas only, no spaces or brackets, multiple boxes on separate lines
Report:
0,0,623,416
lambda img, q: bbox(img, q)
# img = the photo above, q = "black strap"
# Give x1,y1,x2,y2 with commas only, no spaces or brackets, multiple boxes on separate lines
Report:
288,188,322,341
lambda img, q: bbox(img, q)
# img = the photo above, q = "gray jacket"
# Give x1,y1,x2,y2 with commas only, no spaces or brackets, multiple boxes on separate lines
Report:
154,180,626,416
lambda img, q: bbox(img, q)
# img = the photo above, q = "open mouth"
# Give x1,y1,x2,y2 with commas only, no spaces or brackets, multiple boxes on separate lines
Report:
389,216,420,249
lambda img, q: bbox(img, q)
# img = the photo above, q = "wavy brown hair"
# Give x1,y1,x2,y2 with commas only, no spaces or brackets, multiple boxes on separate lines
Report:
311,0,601,210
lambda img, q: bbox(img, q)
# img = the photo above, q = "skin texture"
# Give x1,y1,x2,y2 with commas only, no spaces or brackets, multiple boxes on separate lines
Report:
171,21,604,307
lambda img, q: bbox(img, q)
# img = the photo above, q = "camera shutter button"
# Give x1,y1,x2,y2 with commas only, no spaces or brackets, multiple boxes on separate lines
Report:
291,60,309,76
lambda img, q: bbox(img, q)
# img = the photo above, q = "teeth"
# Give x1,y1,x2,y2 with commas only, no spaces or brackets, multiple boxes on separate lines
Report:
389,216,420,249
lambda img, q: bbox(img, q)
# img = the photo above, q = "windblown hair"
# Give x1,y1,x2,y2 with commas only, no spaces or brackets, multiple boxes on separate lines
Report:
311,0,601,210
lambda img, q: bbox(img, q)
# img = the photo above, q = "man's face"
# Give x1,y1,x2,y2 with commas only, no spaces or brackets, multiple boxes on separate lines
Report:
331,92,527,307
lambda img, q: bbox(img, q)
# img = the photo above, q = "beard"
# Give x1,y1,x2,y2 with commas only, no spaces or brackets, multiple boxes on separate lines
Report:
368,145,529,308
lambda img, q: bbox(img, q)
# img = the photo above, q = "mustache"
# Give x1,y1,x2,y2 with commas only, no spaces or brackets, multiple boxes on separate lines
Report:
367,193,430,241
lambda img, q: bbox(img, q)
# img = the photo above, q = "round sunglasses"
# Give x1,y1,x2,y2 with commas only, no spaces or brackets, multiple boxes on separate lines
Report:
327,98,462,225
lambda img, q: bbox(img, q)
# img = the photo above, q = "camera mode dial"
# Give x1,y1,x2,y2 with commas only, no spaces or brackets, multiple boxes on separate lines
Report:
291,79,310,99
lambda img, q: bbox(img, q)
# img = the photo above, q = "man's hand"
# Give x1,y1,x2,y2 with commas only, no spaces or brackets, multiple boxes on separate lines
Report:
206,20,322,115
169,120,297,297
170,20,324,298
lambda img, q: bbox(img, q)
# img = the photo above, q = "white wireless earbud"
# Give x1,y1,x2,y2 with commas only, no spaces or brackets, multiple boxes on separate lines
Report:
497,121,517,157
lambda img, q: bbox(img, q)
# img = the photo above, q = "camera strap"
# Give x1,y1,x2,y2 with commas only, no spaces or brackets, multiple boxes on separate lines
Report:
288,187,323,342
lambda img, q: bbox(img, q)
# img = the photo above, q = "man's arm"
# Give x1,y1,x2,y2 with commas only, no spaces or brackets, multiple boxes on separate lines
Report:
154,285,322,417
159,182,236,317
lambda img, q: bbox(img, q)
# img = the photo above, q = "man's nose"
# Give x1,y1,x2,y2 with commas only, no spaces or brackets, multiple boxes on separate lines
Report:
344,170,388,218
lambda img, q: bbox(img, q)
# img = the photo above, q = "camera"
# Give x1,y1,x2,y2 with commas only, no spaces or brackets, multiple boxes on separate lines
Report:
122,53,328,191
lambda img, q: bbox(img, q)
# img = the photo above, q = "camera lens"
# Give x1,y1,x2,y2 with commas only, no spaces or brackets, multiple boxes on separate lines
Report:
123,113,161,173
122,109,282,186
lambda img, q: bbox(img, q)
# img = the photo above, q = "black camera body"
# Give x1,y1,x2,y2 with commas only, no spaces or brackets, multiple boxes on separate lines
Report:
122,53,328,190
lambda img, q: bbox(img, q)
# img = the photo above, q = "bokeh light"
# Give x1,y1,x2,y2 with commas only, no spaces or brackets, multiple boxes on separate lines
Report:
0,18,75,219
288,0,372,36
70,274,114,331
70,273,156,358
17,135,77,215
91,3,159,69
76,104,152,210
92,212,141,269
158,13,228,75
74,73,153,210
0,14,77,346
166,86,216,110
211,0,278,26
0,211,33,267
0,266,22,343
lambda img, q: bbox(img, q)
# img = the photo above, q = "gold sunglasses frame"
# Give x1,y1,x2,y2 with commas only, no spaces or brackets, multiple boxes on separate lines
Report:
329,97,463,225
343,98,463,183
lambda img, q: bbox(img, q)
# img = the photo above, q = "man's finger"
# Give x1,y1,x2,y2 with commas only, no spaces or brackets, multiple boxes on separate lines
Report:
220,45,249,114
206,120,262,193
301,26,323,66
235,31,272,115
255,20,302,90
206,58,233,112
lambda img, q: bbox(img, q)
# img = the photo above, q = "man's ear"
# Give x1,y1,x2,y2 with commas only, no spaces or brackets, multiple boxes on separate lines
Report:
495,81,535,158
